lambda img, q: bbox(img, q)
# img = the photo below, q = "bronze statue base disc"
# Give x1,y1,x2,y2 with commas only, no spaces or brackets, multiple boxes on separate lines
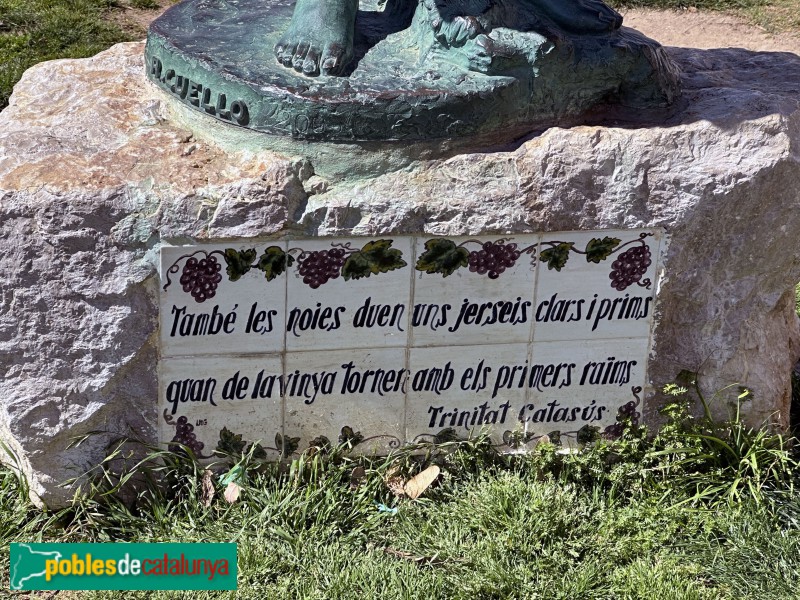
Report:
145,0,681,142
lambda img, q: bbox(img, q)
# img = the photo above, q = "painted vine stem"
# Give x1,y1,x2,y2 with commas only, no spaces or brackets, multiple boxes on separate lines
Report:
542,234,654,292
414,237,523,280
415,233,654,291
163,233,654,304
162,413,400,459
413,424,599,448
162,239,408,302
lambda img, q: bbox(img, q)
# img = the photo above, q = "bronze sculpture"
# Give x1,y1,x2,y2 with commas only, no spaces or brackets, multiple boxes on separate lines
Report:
274,0,623,76
145,0,678,142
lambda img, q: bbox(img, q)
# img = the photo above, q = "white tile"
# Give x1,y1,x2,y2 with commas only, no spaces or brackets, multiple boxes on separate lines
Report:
532,229,662,342
517,338,650,446
410,234,539,347
160,242,288,357
283,348,407,454
159,355,283,459
158,229,661,458
284,237,413,351
406,344,531,445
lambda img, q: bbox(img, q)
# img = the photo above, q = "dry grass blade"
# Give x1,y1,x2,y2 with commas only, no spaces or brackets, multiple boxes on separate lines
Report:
404,465,440,499
384,466,407,497
200,469,215,507
350,466,366,490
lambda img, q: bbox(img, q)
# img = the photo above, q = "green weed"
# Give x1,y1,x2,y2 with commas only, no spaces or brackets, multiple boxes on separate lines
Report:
647,382,799,514
3,392,800,598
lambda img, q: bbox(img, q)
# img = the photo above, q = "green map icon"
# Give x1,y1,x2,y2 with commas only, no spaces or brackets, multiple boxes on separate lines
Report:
10,543,63,590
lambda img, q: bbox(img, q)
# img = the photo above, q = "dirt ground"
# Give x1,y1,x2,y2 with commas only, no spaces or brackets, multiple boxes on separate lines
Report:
623,8,800,54
118,1,800,55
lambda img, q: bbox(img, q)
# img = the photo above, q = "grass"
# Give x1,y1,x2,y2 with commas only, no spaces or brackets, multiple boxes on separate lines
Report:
611,0,769,9
3,391,800,599
0,0,172,110
609,0,800,36
745,0,800,33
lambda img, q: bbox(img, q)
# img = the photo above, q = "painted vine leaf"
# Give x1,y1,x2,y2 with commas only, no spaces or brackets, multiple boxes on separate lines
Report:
285,436,301,456
434,427,460,444
257,246,294,281
224,248,257,281
275,433,300,457
339,425,364,446
247,442,268,460
308,436,332,451
540,242,574,271
576,424,600,445
341,253,372,280
415,239,469,277
342,239,407,281
502,429,534,449
360,239,408,274
502,430,518,448
584,236,621,264
216,427,246,455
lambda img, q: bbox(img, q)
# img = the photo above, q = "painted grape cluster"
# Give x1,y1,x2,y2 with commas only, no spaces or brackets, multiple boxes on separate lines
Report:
180,256,223,302
609,245,653,291
468,241,522,279
168,415,205,455
297,248,348,288
603,389,642,439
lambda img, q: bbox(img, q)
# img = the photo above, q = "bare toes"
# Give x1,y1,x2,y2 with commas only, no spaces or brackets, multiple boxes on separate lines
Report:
321,57,336,73
303,47,322,75
321,43,347,75
464,17,482,39
280,43,298,66
293,42,310,71
475,33,494,54
453,20,470,45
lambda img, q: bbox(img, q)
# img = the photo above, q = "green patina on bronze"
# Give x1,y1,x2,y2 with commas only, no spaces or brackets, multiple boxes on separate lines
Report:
145,0,681,142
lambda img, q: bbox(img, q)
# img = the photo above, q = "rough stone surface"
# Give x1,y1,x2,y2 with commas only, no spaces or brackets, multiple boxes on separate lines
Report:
1,41,799,507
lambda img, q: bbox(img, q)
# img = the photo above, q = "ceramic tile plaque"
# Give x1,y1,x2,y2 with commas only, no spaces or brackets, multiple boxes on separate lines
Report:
158,229,664,456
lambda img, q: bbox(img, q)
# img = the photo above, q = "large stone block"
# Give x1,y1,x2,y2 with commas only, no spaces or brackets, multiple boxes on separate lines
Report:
1,41,799,507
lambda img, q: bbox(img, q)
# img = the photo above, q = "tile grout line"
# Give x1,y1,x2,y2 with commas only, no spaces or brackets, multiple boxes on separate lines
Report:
279,238,290,458
157,246,168,452
523,232,544,438
403,237,418,447
642,228,666,427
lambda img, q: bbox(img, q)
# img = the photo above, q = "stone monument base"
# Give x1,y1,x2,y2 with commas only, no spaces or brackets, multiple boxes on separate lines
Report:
1,42,799,507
